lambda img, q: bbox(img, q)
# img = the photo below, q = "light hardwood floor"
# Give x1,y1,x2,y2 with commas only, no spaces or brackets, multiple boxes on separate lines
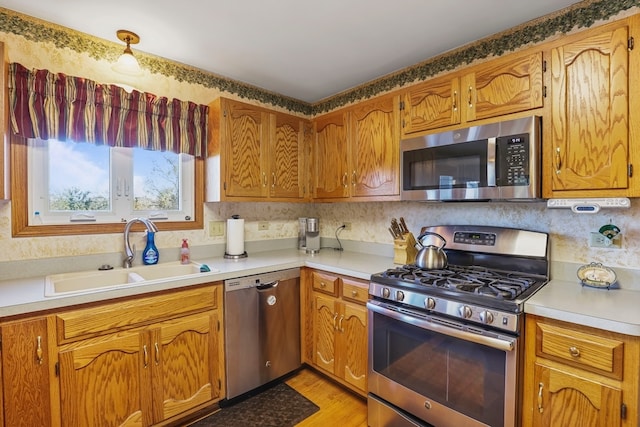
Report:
286,368,368,427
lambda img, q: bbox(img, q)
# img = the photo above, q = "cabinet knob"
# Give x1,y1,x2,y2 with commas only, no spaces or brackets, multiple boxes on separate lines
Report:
320,281,326,288
351,290,358,297
569,346,581,358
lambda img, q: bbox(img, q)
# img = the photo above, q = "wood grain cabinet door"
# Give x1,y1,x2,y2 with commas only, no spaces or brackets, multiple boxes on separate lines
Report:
223,100,269,198
462,51,544,122
313,294,338,374
1,318,52,427
533,363,622,427
337,302,367,392
151,312,220,423
313,111,350,199
270,112,305,199
549,24,629,194
350,95,400,198
401,75,461,135
59,330,152,427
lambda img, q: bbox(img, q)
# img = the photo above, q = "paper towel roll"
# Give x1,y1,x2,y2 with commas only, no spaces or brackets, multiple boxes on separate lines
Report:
226,218,245,255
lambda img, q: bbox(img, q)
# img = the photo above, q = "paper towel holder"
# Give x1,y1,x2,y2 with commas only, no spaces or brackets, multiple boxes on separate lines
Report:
224,214,248,259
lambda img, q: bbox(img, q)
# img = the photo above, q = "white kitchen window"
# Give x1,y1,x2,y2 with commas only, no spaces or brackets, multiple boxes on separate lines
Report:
28,139,195,225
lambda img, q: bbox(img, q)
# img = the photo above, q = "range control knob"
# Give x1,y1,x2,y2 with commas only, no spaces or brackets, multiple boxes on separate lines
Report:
479,310,494,324
382,288,391,298
396,290,405,302
425,297,436,310
459,305,473,319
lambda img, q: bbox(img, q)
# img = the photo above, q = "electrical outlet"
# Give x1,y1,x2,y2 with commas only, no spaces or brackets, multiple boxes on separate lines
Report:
589,232,622,249
258,221,270,231
209,221,225,237
343,222,352,231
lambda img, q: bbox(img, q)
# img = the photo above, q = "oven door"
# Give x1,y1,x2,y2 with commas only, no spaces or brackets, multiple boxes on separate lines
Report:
367,300,520,427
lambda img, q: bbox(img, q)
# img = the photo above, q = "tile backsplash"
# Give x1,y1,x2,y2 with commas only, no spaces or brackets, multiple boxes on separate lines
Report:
1,199,639,272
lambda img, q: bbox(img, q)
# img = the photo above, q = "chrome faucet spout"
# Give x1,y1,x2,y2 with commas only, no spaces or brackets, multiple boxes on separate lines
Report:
123,217,158,268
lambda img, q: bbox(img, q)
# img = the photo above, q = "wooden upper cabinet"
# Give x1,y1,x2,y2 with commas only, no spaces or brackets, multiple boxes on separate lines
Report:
207,97,308,202
270,112,306,199
223,99,269,198
462,51,544,122
546,22,631,197
401,74,460,135
350,95,400,198
313,94,400,201
313,110,350,199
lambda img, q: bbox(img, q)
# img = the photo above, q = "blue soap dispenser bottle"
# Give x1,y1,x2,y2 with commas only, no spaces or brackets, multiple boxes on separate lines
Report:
142,231,159,265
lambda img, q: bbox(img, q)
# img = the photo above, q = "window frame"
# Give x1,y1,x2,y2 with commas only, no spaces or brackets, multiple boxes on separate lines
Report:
11,134,204,237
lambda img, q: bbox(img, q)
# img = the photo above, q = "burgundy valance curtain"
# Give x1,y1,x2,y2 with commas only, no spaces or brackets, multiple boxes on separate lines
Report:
8,63,208,157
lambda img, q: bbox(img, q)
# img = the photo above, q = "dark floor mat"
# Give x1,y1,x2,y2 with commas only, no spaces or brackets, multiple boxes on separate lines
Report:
189,383,320,427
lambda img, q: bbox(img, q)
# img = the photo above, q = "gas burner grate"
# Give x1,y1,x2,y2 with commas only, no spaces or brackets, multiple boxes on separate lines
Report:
380,264,539,301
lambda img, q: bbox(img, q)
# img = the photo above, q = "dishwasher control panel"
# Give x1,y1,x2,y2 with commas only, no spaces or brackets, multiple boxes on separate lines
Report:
224,268,301,291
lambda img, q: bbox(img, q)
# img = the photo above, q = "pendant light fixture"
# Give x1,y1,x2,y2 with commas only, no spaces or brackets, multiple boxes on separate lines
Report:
112,29,143,76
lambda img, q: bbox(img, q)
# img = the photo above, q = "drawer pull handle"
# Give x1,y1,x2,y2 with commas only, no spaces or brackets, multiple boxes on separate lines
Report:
569,346,581,358
537,382,544,413
36,336,43,365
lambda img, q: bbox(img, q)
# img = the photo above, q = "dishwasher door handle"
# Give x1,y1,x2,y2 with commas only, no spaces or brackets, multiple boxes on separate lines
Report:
256,280,279,290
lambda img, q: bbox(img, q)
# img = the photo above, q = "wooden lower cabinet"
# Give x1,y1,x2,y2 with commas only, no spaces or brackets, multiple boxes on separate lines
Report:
302,268,368,396
58,311,221,426
522,315,639,427
0,316,54,427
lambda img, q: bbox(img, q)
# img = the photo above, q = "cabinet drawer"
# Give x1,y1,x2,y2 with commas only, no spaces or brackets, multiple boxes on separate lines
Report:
55,284,220,344
312,271,339,296
536,322,624,380
341,277,369,305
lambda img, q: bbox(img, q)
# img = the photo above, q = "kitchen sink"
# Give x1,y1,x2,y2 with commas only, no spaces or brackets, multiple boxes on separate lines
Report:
45,261,216,297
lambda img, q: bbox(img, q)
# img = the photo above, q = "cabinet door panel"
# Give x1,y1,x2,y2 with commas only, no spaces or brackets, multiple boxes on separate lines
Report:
224,101,269,197
59,331,151,427
339,302,367,392
153,312,218,422
550,26,629,192
1,318,52,427
402,76,460,134
271,113,304,198
533,363,621,427
350,96,399,197
466,52,544,122
313,295,337,373
313,112,349,199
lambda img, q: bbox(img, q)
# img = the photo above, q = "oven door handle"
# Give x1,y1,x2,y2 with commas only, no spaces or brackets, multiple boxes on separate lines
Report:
368,302,516,352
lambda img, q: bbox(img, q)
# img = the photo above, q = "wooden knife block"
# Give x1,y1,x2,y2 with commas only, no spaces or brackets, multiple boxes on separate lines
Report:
393,232,418,265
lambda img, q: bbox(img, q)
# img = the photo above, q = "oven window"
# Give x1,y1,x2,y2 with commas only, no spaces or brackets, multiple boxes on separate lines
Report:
403,139,487,190
372,312,505,427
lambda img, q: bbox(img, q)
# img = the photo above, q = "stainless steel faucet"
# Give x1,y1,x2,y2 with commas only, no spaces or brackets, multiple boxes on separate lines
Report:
123,217,159,268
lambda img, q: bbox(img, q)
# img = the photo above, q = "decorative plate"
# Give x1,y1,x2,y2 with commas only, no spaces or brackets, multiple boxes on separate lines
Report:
577,262,617,289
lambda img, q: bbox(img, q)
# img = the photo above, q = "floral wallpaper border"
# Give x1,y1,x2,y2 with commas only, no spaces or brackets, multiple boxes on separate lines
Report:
0,0,636,116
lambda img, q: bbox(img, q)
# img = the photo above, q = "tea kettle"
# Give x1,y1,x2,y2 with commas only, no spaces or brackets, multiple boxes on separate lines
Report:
415,232,448,269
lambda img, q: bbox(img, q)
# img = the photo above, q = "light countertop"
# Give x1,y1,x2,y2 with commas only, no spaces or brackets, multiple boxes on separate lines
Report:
2,248,640,337
0,248,396,318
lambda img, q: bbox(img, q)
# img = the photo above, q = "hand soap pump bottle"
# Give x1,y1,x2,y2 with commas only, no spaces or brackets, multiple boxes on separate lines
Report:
180,238,190,264
142,231,159,265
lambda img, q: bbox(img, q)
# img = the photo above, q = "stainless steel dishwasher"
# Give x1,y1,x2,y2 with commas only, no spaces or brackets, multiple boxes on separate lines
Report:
224,268,301,399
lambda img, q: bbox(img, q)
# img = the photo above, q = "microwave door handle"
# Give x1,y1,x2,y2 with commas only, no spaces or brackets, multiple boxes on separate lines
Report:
487,137,496,187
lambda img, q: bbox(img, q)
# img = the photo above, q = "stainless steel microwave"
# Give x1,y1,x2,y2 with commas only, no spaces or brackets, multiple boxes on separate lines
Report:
400,116,542,201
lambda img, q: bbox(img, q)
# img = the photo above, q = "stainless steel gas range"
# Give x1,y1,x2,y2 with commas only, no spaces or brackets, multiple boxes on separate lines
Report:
367,225,549,427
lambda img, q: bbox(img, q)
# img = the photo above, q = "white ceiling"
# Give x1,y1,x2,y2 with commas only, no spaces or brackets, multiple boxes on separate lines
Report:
0,0,579,103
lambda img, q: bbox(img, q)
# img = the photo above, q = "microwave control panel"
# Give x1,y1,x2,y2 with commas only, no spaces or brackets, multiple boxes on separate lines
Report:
496,133,530,186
